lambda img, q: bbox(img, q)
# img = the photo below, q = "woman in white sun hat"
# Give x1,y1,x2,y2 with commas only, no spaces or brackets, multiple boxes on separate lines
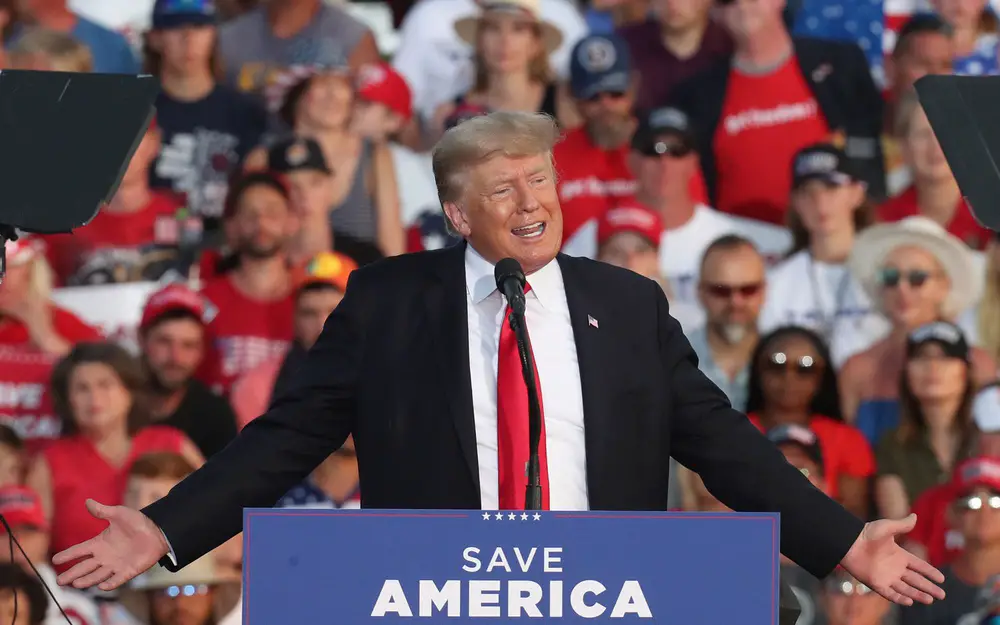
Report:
427,0,578,143
839,216,996,432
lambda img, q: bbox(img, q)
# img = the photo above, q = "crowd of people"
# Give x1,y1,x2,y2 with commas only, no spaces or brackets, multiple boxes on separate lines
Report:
0,0,995,623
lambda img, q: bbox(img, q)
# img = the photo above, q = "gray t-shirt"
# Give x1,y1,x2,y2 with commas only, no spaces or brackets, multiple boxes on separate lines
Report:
218,4,369,98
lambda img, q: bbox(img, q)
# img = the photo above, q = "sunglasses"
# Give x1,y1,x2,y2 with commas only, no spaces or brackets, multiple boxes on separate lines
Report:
585,91,627,103
826,579,872,596
161,584,210,598
640,140,693,158
956,492,1000,512
701,282,763,299
878,268,934,289
764,352,821,375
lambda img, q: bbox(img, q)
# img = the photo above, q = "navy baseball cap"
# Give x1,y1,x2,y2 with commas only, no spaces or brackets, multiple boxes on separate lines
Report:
791,143,860,189
569,34,632,100
152,0,217,29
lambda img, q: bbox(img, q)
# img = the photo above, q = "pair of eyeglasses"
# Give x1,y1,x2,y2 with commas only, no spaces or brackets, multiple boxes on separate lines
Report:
160,584,209,598
878,268,934,289
826,579,872,596
955,493,1000,512
701,282,763,299
764,352,821,375
585,91,627,103
640,140,693,158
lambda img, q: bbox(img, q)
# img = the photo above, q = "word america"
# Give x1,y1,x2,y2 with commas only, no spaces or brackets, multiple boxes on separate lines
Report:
371,547,652,618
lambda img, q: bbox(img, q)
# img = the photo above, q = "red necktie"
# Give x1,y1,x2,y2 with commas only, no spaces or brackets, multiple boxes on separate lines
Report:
496,284,550,510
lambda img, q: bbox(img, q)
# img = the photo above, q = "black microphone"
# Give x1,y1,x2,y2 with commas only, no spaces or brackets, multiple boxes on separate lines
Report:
494,258,543,511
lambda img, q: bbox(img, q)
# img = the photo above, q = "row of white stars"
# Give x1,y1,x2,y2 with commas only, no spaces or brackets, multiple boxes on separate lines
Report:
482,512,542,521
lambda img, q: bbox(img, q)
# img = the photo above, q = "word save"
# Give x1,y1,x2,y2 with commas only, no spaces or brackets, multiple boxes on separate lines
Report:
371,546,652,618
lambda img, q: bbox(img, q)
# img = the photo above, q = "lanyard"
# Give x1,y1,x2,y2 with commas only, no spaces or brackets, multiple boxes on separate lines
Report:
807,254,853,342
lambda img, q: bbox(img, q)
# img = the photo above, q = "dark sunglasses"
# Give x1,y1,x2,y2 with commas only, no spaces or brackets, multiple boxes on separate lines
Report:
764,352,821,375
955,492,1000,512
639,140,693,158
585,91,627,103
701,282,763,298
878,268,934,289
825,579,872,596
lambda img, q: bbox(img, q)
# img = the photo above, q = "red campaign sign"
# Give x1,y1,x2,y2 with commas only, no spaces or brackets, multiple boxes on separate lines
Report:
0,349,61,452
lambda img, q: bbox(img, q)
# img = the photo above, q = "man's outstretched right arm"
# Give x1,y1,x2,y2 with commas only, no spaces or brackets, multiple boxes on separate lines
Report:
142,271,370,571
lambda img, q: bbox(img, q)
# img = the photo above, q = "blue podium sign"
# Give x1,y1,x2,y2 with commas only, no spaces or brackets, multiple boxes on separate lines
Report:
243,510,780,624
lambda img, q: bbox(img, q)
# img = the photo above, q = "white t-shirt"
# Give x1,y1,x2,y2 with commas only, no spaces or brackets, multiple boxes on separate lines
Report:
561,204,792,322
759,250,892,368
391,0,586,121
38,565,100,625
390,144,439,227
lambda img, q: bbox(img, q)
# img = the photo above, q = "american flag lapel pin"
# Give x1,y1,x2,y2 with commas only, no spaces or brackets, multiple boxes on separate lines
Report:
588,315,599,329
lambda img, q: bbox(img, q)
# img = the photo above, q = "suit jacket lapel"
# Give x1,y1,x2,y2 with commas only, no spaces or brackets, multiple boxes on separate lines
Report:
557,254,614,509
425,243,480,495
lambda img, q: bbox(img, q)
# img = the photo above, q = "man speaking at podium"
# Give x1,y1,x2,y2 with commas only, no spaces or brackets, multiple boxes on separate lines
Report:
54,112,945,607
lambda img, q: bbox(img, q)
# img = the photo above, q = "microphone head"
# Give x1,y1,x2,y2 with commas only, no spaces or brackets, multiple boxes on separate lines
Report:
494,257,526,291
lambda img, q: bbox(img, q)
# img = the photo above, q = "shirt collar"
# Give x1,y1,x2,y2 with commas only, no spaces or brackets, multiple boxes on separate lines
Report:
464,245,561,309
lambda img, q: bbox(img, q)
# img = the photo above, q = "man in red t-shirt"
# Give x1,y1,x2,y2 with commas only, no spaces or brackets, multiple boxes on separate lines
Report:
557,34,708,250
44,116,197,286
878,95,991,250
197,171,299,394
670,0,884,224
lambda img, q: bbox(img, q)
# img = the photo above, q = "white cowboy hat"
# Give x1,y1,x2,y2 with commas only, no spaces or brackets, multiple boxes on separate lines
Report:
454,0,563,55
120,554,241,622
847,215,980,319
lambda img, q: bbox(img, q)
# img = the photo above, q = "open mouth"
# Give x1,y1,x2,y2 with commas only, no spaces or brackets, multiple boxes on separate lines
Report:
512,223,545,239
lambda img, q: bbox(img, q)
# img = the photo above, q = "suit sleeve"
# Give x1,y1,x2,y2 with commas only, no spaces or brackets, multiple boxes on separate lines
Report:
142,271,369,570
652,280,864,578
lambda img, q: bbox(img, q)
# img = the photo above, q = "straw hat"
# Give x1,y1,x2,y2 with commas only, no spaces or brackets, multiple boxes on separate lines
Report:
847,216,980,319
454,0,563,54
121,554,240,622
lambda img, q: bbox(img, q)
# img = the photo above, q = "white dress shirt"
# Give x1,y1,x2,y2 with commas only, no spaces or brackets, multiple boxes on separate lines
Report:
464,246,590,510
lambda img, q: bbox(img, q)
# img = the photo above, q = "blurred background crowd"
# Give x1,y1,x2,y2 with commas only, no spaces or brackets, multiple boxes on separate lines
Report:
0,0,997,622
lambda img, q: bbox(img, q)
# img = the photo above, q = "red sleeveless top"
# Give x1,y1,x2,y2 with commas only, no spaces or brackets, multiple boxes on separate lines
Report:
44,426,188,567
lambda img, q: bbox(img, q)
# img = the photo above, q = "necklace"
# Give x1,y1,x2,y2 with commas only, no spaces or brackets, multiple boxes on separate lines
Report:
807,254,853,342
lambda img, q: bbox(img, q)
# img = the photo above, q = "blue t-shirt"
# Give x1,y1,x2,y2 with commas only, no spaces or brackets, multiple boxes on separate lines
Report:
150,84,267,233
7,16,138,74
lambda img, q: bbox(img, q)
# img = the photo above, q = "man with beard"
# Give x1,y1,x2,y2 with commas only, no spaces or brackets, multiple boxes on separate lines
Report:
139,284,238,459
554,34,638,250
688,235,766,411
196,171,299,395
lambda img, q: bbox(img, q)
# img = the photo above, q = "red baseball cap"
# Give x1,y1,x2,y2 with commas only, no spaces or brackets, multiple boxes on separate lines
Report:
355,62,412,121
140,283,207,330
596,205,663,248
951,457,1000,495
0,487,47,531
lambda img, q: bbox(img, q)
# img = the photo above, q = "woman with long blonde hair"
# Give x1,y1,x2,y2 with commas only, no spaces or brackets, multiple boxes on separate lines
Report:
428,0,577,145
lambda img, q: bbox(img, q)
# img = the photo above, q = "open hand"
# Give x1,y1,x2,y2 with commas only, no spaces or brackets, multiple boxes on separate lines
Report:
53,499,169,591
841,514,946,606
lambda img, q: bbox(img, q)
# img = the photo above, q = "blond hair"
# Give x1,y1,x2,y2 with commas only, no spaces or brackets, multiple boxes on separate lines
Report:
432,111,561,207
9,28,92,72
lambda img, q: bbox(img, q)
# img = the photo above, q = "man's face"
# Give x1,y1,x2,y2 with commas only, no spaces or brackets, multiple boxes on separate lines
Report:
576,90,635,149
629,134,697,202
125,475,181,511
890,32,952,96
903,107,954,184
350,99,402,142
0,526,48,570
697,245,765,342
142,318,204,393
150,586,215,625
154,25,216,72
294,287,344,349
123,128,161,186
443,154,563,274
822,576,891,625
287,169,334,221
955,487,1000,548
597,233,660,280
229,184,297,259
718,0,784,41
655,0,712,32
